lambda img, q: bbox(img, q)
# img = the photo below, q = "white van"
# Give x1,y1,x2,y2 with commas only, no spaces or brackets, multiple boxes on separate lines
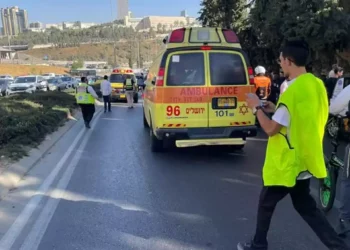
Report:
42,73,55,80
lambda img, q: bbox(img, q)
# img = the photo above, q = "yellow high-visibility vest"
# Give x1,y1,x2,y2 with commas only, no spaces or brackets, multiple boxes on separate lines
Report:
75,83,95,104
263,73,328,187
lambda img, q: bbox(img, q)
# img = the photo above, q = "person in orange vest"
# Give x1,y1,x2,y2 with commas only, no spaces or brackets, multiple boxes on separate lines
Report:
254,66,271,101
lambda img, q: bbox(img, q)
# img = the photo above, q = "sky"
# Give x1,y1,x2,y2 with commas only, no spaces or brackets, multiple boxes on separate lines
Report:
0,0,202,24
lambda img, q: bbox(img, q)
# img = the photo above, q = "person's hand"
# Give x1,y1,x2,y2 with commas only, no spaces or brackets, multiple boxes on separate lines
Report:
262,101,276,113
245,93,260,109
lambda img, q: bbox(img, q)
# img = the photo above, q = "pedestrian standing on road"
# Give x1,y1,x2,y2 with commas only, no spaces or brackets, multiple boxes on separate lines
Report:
325,65,344,103
238,40,350,250
100,75,112,113
76,77,99,129
123,75,136,109
253,66,271,101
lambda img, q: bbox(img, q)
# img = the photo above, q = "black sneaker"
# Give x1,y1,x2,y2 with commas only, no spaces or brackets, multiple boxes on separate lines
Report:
237,242,268,250
85,122,91,129
104,110,106,113
108,110,112,112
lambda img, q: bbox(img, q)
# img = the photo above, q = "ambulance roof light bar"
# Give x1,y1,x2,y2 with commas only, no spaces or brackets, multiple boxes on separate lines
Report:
222,29,239,43
168,28,186,43
113,69,133,73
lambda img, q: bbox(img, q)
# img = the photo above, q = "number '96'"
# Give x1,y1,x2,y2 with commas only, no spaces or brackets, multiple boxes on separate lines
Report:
166,106,181,116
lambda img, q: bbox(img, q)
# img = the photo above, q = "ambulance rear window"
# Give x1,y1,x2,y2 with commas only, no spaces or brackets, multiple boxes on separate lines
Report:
209,53,247,86
109,74,135,83
166,53,205,86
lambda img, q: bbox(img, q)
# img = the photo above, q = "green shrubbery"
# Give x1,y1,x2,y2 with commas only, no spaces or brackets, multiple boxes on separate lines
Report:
0,91,77,160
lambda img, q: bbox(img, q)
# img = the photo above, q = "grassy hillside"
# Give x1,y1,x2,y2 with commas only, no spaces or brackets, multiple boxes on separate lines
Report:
0,64,68,76
24,39,165,66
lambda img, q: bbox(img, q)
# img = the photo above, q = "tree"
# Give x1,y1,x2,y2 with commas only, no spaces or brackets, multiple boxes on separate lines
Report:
71,59,84,70
149,27,156,37
197,0,350,72
162,24,167,33
198,0,248,30
157,23,162,33
128,55,133,68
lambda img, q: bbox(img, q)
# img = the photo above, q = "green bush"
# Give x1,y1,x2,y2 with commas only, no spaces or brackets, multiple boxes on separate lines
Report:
0,91,77,160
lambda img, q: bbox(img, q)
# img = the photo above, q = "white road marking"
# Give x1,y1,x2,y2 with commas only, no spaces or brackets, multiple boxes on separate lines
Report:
20,113,101,250
101,118,124,121
0,110,103,250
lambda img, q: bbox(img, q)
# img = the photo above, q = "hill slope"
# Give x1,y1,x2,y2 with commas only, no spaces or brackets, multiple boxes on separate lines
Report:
24,39,165,66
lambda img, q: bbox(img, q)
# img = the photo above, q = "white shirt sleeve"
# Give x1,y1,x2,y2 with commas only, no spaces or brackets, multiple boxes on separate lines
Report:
331,78,344,102
108,81,112,93
87,86,98,99
272,105,290,127
330,84,350,116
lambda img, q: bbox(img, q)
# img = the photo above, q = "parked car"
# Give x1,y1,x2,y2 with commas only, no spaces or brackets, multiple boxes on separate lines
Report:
47,77,66,91
0,75,14,80
42,73,55,80
60,76,78,88
6,76,38,95
0,79,13,96
35,75,48,90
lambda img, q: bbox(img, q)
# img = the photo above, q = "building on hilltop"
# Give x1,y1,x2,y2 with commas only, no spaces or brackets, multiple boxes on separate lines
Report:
45,22,97,31
123,11,142,29
117,0,129,20
1,6,28,36
28,21,44,32
135,14,199,32
45,23,63,30
29,21,43,29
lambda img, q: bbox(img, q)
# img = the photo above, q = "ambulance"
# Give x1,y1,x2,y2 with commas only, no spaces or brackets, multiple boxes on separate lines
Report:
109,67,138,103
143,27,257,152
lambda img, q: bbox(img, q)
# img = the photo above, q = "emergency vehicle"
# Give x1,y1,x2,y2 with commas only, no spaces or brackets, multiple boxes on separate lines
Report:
143,27,257,152
109,67,138,103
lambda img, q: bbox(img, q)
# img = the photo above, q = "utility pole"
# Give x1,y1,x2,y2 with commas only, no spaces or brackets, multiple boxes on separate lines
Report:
112,23,117,67
137,39,140,68
110,0,117,67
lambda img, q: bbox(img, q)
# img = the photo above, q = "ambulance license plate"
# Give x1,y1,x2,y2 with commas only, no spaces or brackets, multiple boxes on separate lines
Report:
218,98,236,108
120,94,126,98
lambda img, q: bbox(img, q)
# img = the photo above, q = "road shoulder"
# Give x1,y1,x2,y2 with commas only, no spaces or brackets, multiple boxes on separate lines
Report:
0,109,82,199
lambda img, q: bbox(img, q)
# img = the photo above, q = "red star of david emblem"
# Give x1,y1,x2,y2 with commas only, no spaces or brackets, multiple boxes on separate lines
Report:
239,104,249,115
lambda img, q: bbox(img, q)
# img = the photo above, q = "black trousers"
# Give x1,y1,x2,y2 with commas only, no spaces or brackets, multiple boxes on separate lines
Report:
254,179,349,249
79,104,95,124
103,95,111,111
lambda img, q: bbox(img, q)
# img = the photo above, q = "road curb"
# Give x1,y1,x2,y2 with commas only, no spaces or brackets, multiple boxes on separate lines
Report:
0,105,101,200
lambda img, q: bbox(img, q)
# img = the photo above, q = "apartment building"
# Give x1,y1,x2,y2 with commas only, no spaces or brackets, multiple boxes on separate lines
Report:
1,6,28,36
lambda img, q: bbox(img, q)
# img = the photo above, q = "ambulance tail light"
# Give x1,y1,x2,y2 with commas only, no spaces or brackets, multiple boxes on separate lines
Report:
156,68,165,86
248,67,255,85
169,28,185,43
222,29,239,43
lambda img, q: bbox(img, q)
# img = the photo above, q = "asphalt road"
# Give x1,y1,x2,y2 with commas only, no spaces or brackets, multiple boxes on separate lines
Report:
0,102,348,250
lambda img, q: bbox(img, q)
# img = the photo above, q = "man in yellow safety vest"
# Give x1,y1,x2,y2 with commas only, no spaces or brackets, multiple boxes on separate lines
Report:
75,76,99,129
123,75,136,109
238,41,349,250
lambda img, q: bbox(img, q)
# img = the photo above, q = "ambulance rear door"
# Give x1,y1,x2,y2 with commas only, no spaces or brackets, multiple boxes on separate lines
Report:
161,51,209,128
207,50,255,127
